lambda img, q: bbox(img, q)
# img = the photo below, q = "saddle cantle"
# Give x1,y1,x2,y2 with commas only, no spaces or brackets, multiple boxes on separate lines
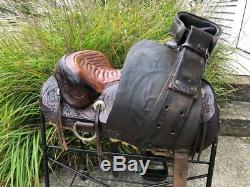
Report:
40,11,221,157
55,50,121,108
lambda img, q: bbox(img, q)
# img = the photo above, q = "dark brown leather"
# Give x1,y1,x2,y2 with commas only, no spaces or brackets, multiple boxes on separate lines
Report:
40,12,221,156
55,50,121,108
169,12,221,53
39,76,118,127
40,12,222,187
173,150,189,187
106,12,221,153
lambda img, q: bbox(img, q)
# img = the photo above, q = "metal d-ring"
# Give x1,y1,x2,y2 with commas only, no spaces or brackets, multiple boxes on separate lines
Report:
72,100,105,143
72,122,96,143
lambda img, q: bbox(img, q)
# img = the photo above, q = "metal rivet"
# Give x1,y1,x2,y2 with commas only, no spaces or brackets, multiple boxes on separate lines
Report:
165,105,169,110
56,88,60,95
201,88,205,96
166,40,177,49
180,111,185,116
175,80,180,85
93,100,105,111
171,130,176,135
190,87,196,91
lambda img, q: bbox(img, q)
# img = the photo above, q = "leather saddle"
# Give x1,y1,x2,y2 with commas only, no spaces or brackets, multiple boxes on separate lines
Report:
40,12,222,186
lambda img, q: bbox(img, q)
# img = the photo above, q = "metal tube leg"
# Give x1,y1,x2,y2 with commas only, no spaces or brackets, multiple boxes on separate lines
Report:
206,138,218,187
40,113,50,187
69,172,77,187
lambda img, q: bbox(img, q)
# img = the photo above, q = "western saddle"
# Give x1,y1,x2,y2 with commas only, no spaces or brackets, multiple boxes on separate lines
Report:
40,12,222,187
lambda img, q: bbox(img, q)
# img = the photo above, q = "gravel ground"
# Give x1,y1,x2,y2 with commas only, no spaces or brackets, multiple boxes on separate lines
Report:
41,136,250,187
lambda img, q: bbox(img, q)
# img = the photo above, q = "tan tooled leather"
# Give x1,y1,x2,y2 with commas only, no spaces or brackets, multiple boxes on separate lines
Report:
55,50,121,108
66,50,121,93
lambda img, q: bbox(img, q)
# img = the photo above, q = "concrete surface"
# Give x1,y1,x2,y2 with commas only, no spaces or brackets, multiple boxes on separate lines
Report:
42,136,250,187
220,101,250,136
219,75,250,137
228,75,250,102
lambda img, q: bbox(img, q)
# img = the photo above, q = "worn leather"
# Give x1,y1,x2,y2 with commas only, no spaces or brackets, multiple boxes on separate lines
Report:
40,76,218,152
40,12,221,155
106,12,221,152
173,151,189,187
55,50,121,108
40,76,119,128
169,12,221,52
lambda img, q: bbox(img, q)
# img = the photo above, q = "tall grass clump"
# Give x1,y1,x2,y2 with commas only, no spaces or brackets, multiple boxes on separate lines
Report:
0,0,233,186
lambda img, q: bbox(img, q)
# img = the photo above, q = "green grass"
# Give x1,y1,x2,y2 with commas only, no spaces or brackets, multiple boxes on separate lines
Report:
206,44,235,99
0,0,234,186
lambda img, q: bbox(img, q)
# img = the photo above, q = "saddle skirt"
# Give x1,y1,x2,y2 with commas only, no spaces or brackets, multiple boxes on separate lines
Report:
41,76,217,137
40,75,119,127
40,12,221,155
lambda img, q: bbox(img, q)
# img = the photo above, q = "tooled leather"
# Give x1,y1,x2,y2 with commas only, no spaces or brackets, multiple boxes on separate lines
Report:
40,76,118,127
106,12,221,151
55,50,121,108
66,51,121,93
42,12,221,154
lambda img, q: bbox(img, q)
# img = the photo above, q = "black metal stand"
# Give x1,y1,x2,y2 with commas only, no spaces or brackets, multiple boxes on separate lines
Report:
40,113,218,187
40,113,50,187
206,138,218,187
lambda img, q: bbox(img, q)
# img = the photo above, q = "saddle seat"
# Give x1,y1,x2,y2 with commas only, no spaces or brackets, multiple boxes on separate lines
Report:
55,50,121,108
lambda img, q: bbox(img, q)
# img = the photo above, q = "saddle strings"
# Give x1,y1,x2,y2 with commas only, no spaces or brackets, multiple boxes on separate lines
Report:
94,105,102,164
197,117,207,161
56,91,68,151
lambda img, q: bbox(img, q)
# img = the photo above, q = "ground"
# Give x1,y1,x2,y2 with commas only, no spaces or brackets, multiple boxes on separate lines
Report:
41,136,250,187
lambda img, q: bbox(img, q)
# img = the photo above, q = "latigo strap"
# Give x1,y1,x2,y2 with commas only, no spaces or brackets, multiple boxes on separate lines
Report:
173,150,189,187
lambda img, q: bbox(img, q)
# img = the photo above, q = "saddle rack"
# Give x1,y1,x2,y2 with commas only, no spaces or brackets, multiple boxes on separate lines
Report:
39,12,222,187
40,112,218,187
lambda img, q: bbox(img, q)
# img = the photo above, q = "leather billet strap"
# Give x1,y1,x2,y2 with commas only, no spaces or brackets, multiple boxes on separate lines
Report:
169,26,213,96
146,26,213,150
106,13,221,150
181,26,212,59
94,103,102,161
148,12,220,133
173,149,189,187
169,12,222,53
